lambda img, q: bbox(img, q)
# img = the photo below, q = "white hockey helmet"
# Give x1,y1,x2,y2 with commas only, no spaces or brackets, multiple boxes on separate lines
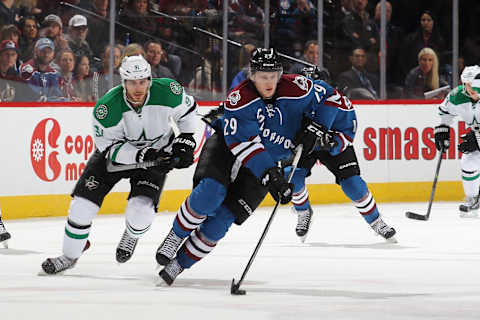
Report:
119,55,151,85
461,65,480,89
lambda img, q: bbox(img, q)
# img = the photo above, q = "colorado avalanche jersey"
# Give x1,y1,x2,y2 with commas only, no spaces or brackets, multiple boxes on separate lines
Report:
223,74,316,179
308,80,357,155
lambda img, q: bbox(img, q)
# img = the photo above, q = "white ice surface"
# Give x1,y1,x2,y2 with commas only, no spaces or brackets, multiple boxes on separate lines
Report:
2,202,480,320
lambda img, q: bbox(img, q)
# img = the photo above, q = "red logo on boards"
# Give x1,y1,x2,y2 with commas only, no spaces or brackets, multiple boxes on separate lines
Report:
31,118,62,181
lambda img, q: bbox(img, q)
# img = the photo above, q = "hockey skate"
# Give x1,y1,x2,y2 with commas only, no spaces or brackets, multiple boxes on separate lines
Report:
156,258,184,286
295,206,313,243
40,255,77,275
459,196,480,218
0,219,11,249
370,217,397,243
116,229,138,263
155,228,184,266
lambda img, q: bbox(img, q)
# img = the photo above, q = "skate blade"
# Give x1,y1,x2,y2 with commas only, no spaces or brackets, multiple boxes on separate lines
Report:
385,236,398,244
298,234,308,243
37,269,67,276
154,276,169,287
460,212,479,218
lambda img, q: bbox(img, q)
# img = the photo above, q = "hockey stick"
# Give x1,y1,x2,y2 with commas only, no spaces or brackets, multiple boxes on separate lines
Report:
405,149,444,221
231,144,303,295
106,116,180,173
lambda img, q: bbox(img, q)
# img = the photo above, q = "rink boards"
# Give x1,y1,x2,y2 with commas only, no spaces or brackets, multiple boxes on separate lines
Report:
0,100,463,219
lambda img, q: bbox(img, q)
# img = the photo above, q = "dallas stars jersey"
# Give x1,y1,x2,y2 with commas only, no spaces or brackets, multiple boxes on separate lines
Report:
92,78,197,164
439,85,480,128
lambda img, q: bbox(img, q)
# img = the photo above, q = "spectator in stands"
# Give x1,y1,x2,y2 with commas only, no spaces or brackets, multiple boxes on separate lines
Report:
288,40,330,81
55,49,78,100
404,47,448,99
41,14,69,52
85,0,109,57
18,16,39,61
118,0,157,44
272,0,316,57
73,54,94,101
403,10,446,77
92,43,121,100
144,40,175,79
19,37,64,101
227,0,265,45
0,39,19,101
0,0,17,26
373,1,404,86
336,46,379,99
66,14,93,61
0,24,20,44
120,42,145,60
229,43,255,90
289,40,318,75
341,0,378,52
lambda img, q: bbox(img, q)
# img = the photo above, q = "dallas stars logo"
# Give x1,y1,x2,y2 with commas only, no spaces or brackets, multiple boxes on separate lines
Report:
85,176,99,191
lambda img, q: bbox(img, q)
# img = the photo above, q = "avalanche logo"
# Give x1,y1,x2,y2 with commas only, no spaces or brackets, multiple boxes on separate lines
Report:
31,118,61,181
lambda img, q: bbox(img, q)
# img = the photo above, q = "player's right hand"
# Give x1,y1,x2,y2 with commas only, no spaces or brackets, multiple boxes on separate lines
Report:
261,167,293,204
434,125,450,151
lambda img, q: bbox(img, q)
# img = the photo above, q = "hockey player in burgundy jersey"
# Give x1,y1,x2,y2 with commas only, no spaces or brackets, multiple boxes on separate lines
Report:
155,48,339,286
289,66,397,243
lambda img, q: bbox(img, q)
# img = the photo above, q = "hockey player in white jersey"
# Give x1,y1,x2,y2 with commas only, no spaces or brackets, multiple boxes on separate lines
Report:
0,205,11,248
435,65,480,217
40,55,198,274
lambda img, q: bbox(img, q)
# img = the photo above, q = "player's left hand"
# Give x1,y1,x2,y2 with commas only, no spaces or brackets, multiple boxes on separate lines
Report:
458,130,480,154
294,117,337,154
171,133,196,168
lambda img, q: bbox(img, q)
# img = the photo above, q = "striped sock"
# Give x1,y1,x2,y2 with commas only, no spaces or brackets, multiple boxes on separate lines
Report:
354,191,380,224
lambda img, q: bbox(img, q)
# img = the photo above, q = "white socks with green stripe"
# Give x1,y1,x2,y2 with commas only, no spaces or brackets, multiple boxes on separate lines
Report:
63,197,99,259
462,169,480,199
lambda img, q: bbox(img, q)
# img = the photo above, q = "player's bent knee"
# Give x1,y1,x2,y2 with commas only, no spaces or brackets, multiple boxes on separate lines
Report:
68,196,100,226
125,196,155,231
189,178,227,214
199,205,235,241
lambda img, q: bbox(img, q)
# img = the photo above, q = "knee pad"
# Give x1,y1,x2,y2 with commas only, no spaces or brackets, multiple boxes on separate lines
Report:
189,178,227,215
68,196,100,226
125,196,155,237
340,175,368,202
199,205,235,242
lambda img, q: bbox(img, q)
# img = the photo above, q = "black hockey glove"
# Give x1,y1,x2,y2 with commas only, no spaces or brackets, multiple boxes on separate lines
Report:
172,133,196,168
201,102,225,130
136,147,174,174
261,167,293,204
294,117,338,154
458,130,480,154
434,125,450,151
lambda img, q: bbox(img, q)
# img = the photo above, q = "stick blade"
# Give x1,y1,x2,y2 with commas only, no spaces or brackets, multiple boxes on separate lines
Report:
405,211,429,221
230,278,246,295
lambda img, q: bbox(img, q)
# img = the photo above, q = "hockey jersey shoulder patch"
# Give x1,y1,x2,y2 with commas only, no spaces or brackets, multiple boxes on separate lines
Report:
276,74,313,99
225,81,260,111
94,86,129,128
147,78,184,108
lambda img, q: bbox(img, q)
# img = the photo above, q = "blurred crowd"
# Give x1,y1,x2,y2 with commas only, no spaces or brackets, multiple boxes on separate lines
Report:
0,0,478,101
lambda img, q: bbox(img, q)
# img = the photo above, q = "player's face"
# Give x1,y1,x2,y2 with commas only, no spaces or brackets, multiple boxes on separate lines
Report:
465,83,480,101
125,78,150,105
251,71,280,99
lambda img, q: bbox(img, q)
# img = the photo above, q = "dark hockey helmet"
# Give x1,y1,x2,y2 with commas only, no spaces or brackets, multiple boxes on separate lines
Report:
301,66,330,82
249,48,283,75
